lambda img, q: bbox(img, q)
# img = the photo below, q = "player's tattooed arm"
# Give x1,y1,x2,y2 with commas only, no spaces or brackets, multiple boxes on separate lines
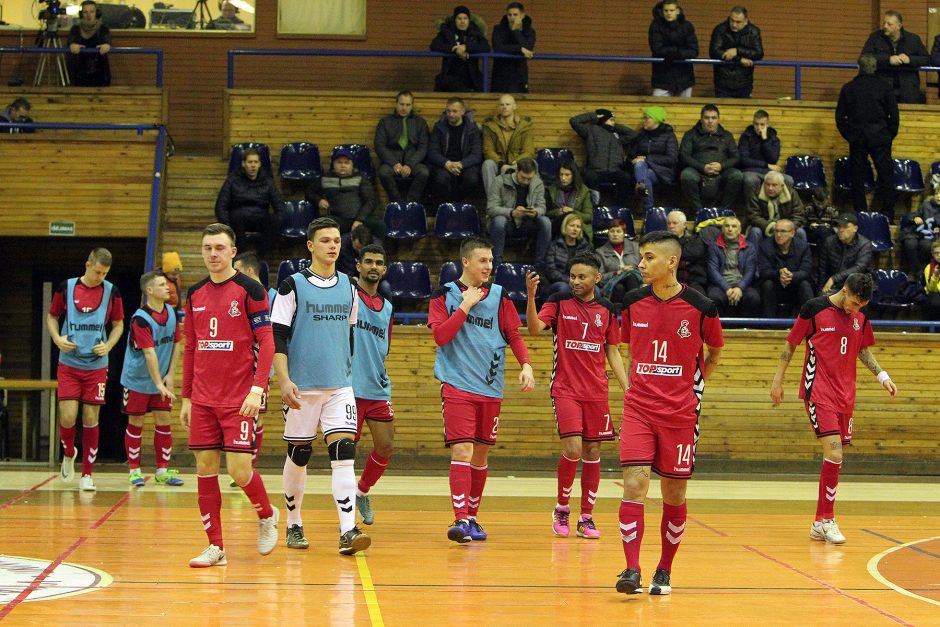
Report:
857,348,883,376
770,342,797,406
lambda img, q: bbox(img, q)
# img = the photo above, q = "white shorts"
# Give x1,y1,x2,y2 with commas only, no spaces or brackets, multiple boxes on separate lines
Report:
282,387,357,441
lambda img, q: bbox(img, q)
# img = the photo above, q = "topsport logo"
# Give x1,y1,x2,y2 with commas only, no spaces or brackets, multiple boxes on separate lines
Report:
635,362,682,376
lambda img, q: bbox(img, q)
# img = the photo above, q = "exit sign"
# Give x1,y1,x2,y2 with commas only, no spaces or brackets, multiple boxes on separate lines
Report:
49,221,75,236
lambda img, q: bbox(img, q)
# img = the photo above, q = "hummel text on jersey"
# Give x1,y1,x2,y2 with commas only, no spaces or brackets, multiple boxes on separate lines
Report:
564,339,601,352
305,302,351,321
357,319,387,339
635,362,682,376
562,315,578,321
68,321,104,333
197,339,234,351
820,326,836,332
632,321,649,328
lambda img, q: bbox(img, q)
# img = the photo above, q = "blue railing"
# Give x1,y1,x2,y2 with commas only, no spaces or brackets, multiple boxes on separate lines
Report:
227,48,940,99
0,47,165,87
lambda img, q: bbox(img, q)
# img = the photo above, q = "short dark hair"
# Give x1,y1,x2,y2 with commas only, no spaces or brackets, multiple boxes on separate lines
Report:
81,0,98,11
460,235,492,260
731,5,748,18
139,270,163,291
567,252,602,273
10,97,30,111
359,244,386,260
396,90,413,101
307,217,341,241
639,230,681,253
242,147,260,160
885,9,902,23
858,53,877,75
203,222,236,245
701,103,720,117
844,272,874,301
233,251,262,276
446,96,465,108
753,109,769,120
516,157,537,174
507,2,524,11
88,247,112,267
351,223,374,245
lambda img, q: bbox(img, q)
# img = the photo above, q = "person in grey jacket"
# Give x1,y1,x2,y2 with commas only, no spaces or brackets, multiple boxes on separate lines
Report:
816,213,874,295
486,157,550,268
374,91,430,203
569,109,637,204
679,103,742,213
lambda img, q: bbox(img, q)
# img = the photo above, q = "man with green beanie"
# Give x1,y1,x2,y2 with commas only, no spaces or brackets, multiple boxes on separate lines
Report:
626,106,678,214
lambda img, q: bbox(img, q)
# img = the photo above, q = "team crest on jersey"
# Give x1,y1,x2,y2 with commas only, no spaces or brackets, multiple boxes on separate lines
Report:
594,313,603,327
228,300,241,318
677,320,691,338
853,318,860,330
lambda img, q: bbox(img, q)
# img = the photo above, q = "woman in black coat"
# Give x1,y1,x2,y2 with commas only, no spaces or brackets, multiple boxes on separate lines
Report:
430,6,491,92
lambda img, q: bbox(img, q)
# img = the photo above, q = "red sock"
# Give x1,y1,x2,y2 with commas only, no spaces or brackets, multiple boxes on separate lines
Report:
239,471,273,519
251,424,264,467
124,423,143,470
556,455,578,506
357,451,390,494
619,500,645,571
657,501,687,573
580,458,600,517
60,425,76,458
449,461,471,520
468,464,488,517
197,474,224,549
816,458,841,521
154,427,173,470
81,424,99,476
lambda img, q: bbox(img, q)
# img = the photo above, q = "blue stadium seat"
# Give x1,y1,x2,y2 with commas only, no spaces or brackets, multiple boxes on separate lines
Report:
435,203,481,240
385,262,432,299
278,142,322,180
494,262,533,302
592,206,635,247
276,258,311,288
872,269,918,310
893,158,924,193
228,142,273,176
694,207,735,227
279,200,318,241
834,156,875,192
384,202,428,240
857,211,893,253
785,155,826,191
331,144,374,178
439,261,463,286
535,147,575,184
930,160,940,186
644,207,669,234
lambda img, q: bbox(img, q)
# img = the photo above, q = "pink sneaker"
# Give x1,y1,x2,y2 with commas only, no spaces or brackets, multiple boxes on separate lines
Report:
576,516,601,539
552,506,570,537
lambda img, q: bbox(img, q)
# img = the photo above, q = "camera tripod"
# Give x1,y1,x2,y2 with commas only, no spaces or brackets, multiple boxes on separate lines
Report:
191,0,213,30
33,21,70,86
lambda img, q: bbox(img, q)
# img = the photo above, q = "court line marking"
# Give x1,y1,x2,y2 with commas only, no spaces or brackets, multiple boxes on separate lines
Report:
862,529,940,560
89,476,148,530
0,474,57,512
865,534,940,608
0,536,87,620
355,553,385,627
743,544,914,626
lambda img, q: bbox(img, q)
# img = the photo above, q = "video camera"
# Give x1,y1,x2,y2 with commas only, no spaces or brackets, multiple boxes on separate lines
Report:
38,0,64,22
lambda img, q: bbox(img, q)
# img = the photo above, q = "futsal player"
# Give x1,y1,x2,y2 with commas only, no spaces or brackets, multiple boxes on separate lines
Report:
429,235,536,543
46,247,124,492
616,231,724,595
120,271,184,487
350,245,395,526
770,272,897,544
525,253,627,539
182,223,279,568
272,217,371,555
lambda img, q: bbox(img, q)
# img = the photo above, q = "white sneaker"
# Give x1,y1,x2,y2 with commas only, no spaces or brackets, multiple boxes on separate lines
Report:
810,519,846,544
189,544,227,568
61,449,78,482
258,506,279,555
79,475,96,492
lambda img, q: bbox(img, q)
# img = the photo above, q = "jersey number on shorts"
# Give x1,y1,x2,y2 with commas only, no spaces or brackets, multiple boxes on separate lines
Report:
97,383,106,399
346,404,356,424
676,444,692,466
491,416,499,438
239,420,251,441
652,340,668,362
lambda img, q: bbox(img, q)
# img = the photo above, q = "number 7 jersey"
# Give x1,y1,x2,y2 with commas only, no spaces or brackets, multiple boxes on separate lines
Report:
620,285,724,422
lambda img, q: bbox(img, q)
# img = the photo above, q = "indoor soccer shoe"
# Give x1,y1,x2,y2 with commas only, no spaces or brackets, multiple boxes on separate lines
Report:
467,518,487,541
649,569,672,595
129,470,145,487
79,475,96,492
189,544,227,568
447,520,472,544
339,526,371,555
552,506,571,537
357,493,375,525
155,469,184,486
286,524,309,550
576,516,601,539
810,519,846,544
61,449,77,482
257,506,279,555
616,568,643,594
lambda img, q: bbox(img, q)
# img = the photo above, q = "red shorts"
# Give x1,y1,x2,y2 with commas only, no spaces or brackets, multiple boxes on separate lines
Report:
57,363,107,405
619,405,697,479
355,398,394,441
806,401,853,445
122,387,172,416
553,397,615,441
188,402,256,453
441,387,502,446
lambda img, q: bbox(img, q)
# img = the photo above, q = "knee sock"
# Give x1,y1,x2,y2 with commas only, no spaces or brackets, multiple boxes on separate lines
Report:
816,458,841,521
657,502,687,573
556,455,578,508
59,424,76,458
449,461,471,520
154,427,173,470
239,471,273,519
197,474,224,549
251,424,264,467
125,424,142,470
619,500,645,571
331,458,357,534
81,424,99,476
468,464,488,518
580,458,601,518
357,451,390,495
283,457,307,527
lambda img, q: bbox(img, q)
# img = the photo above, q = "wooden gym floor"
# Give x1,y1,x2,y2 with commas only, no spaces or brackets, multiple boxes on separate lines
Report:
0,471,937,626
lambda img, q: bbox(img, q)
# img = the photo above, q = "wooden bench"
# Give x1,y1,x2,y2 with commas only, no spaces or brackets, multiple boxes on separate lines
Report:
0,87,167,125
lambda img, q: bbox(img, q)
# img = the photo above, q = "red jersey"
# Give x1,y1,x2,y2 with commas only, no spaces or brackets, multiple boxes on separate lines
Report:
538,294,619,400
621,285,724,422
49,278,124,323
182,272,274,407
130,305,181,350
787,296,875,414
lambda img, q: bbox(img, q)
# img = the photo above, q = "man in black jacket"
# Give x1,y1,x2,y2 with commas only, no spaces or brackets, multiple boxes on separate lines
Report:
374,91,430,203
429,6,490,92
861,10,928,104
709,6,763,98
816,213,874,295
757,218,813,317
569,109,636,205
305,148,382,237
491,2,535,93
427,97,483,203
835,53,899,217
0,97,34,133
679,104,742,213
214,148,282,255
648,1,698,97
67,1,112,87
666,210,707,294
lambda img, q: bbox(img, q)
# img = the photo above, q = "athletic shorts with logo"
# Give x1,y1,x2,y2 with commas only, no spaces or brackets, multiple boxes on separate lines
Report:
122,387,172,415
553,397,615,441
283,387,358,441
619,405,697,479
355,398,394,441
441,383,501,446
57,363,108,405
188,402,257,453
806,400,853,445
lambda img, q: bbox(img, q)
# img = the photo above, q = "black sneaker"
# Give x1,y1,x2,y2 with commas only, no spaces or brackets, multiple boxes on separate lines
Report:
616,568,643,594
339,526,371,555
649,568,671,595
286,524,309,549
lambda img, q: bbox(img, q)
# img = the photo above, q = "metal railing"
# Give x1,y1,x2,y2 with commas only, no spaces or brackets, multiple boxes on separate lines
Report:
0,47,165,87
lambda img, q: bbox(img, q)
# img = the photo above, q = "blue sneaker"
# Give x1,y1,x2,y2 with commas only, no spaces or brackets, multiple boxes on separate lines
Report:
128,469,145,487
447,520,471,544
155,469,184,486
467,518,487,541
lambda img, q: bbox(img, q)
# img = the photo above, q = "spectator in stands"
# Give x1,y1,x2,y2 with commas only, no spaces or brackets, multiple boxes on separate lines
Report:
374,90,430,203
835,54,898,217
486,157,549,268
816,213,874,295
596,218,641,304
162,251,184,318
430,6,490,92
648,1,698,97
546,159,593,240
339,224,374,277
707,215,759,316
709,5,763,98
805,186,839,246
745,171,806,243
930,35,940,98
626,105,678,215
666,210,708,294
491,2,536,93
207,2,249,30
899,183,940,274
427,96,483,204
67,1,112,87
544,213,593,298
923,240,940,319
569,108,636,205
679,104,742,214
481,94,534,195
757,218,813,317
0,97,34,133
738,109,792,198
305,148,382,237
214,147,282,255
861,10,928,104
